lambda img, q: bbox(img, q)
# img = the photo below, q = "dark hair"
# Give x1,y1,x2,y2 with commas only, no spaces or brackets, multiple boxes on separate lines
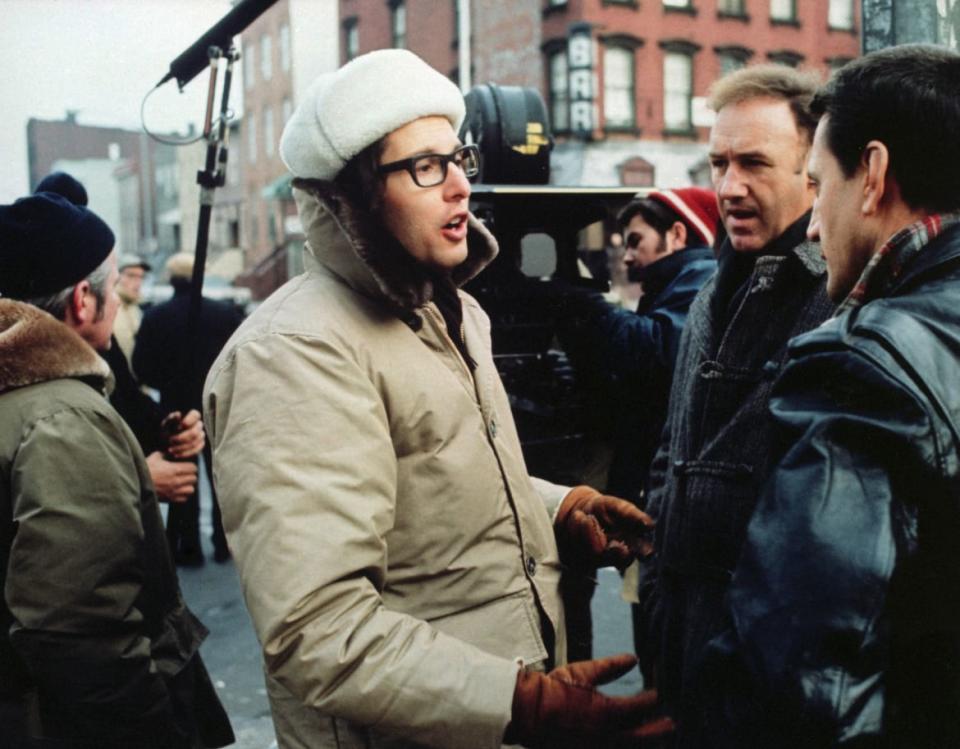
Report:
709,64,821,146
334,138,388,214
617,197,693,244
811,44,960,213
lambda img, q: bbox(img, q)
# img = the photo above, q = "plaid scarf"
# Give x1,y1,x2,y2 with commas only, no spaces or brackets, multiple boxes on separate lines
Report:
835,211,960,316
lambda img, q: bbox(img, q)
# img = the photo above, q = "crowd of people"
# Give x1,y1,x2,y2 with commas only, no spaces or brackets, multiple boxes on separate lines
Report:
2,40,960,749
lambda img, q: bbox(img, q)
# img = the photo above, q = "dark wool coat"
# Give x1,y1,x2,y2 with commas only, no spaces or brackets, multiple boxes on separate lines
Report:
133,287,244,415
640,220,835,747
594,246,717,503
0,300,233,748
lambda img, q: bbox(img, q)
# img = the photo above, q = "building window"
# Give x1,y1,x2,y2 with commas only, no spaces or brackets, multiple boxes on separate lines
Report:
718,0,746,15
768,49,804,67
260,35,272,81
247,112,257,163
548,49,569,132
827,56,853,73
663,0,692,7
391,2,407,49
603,46,635,130
280,23,291,72
263,107,275,157
770,0,797,23
663,51,693,132
343,18,359,62
715,44,752,76
828,0,854,30
244,44,255,90
718,53,745,76
619,156,655,187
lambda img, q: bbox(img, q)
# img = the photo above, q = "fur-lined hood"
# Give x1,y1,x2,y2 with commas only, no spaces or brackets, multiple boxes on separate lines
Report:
0,299,111,395
291,179,498,314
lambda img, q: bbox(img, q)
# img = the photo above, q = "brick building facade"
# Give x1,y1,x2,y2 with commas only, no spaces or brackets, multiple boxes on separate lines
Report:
340,0,861,186
238,0,337,296
26,114,161,247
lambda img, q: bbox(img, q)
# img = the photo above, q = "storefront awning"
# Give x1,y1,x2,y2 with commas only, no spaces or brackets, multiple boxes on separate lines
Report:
261,173,293,201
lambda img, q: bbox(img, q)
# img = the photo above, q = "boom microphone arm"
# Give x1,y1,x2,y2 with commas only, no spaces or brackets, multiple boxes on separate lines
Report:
156,0,278,90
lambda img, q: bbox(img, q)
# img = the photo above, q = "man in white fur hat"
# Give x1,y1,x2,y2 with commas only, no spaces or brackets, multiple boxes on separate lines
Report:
204,49,673,748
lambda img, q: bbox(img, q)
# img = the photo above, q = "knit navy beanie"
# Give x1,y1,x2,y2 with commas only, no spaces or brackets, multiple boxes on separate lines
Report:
35,171,89,207
0,192,115,299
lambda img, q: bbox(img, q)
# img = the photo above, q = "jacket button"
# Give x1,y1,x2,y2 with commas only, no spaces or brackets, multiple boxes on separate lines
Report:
526,556,537,576
489,419,498,438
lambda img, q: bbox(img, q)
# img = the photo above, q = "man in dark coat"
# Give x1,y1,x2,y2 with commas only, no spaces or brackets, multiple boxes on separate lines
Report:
590,187,720,505
702,43,960,748
0,193,233,748
134,252,244,565
32,170,203,506
554,188,719,663
638,65,836,746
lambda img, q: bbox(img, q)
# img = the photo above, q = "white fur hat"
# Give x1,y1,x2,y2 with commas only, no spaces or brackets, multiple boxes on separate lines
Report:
279,49,466,180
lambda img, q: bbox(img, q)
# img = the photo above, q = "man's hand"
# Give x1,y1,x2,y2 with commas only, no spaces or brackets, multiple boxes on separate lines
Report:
160,409,205,460
145,451,198,503
505,653,674,748
555,485,654,570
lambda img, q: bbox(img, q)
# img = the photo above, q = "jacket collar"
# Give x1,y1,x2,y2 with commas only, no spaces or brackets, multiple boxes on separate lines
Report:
290,179,498,315
0,299,111,395
638,246,714,299
889,219,960,294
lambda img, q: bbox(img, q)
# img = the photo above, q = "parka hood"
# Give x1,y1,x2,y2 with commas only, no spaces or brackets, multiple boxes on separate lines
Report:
291,179,498,315
0,299,111,395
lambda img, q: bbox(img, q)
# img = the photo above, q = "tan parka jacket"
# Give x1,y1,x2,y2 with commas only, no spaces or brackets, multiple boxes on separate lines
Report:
204,183,568,749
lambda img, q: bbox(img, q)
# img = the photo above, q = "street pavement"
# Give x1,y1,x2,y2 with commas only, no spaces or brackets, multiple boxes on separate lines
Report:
179,463,641,748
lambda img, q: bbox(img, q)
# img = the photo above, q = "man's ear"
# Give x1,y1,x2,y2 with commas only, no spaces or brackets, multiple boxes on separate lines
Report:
668,221,688,252
68,281,94,325
861,140,890,216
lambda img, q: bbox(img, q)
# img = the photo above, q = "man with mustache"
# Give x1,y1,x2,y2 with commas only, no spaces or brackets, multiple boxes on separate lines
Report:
637,65,835,747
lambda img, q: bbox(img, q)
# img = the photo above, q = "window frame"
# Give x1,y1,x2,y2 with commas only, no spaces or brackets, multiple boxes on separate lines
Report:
260,34,272,82
769,0,798,25
659,39,700,137
827,0,855,31
343,17,359,62
600,36,642,133
391,1,407,49
545,44,570,134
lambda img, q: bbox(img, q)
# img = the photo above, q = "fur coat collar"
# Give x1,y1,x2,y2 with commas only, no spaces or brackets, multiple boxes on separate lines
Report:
0,299,111,395
291,179,498,315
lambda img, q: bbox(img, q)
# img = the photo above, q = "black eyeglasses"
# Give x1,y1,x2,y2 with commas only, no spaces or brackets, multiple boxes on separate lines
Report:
377,144,481,188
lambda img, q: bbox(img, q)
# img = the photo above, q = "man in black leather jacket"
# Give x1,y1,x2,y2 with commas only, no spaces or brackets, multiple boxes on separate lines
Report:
704,44,960,748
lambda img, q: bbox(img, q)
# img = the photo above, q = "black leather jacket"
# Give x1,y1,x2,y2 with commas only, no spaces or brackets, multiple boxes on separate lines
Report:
703,223,960,748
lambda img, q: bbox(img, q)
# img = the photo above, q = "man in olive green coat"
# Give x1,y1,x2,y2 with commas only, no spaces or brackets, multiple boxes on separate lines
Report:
0,193,233,748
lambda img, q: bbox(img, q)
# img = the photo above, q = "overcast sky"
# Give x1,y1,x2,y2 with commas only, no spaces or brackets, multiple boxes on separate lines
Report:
0,0,239,202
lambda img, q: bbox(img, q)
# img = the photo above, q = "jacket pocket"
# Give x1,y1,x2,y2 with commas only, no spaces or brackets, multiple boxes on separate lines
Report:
428,590,548,667
666,461,756,581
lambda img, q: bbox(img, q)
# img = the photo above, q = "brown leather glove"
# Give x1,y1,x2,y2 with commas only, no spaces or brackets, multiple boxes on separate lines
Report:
504,653,674,748
555,485,654,570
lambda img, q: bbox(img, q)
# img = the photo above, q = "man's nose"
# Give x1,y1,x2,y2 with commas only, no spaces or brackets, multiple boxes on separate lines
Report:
717,166,748,199
444,160,472,201
807,201,822,241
